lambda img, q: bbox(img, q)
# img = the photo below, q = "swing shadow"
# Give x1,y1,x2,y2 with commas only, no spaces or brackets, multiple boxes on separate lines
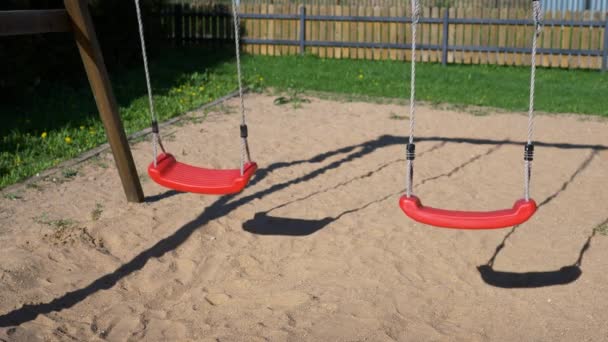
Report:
0,134,399,327
0,135,606,327
242,142,502,236
243,213,333,236
477,150,601,288
243,188,402,236
144,189,183,203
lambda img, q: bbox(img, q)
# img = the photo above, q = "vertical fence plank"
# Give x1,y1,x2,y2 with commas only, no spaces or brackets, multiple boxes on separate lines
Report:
356,2,364,59
251,1,259,55
591,12,601,69
420,6,429,62
184,4,190,45
472,5,482,65
349,2,357,59
304,2,312,55
282,3,290,56
479,6,488,65
390,5,398,60
541,11,552,67
448,6,456,64
560,12,572,68
327,2,335,59
603,17,608,71
430,6,439,63
492,7,501,65
274,3,282,56
551,11,562,67
202,4,208,44
175,3,183,46
442,8,449,65
268,2,275,56
260,0,268,55
581,10,591,69
343,3,351,59
463,6,473,64
300,4,306,56
245,2,251,54
373,5,381,60
335,4,343,59
504,6,512,66
573,10,582,69
520,4,529,67
455,6,465,64
314,0,321,56
244,2,253,54
497,7,507,65
381,5,389,60
364,3,373,60
289,2,297,55
319,3,327,58
398,4,406,61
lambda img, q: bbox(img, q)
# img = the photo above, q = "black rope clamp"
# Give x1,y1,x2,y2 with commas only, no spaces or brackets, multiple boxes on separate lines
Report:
406,143,416,160
151,120,159,134
240,124,248,138
524,143,534,161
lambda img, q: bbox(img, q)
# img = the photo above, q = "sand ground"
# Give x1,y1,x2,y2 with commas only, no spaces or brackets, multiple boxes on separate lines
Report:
0,93,607,341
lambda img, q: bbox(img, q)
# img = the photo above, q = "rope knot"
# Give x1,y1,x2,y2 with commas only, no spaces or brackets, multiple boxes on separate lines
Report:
411,0,420,22
532,0,543,36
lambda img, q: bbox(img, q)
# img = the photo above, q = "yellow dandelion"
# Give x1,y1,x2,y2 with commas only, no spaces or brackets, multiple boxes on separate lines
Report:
358,74,364,80
80,126,85,130
89,129,96,135
65,136,72,144
41,132,47,139
259,76,264,81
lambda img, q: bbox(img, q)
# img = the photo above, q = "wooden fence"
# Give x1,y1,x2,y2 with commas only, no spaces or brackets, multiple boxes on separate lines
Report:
161,1,608,70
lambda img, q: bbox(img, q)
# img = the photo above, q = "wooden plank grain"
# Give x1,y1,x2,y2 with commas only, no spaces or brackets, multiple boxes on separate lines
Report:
64,0,144,202
0,9,71,36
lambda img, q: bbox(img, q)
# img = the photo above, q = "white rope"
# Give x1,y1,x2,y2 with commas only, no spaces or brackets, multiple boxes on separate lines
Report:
231,0,251,176
406,0,420,197
134,0,164,167
408,0,419,145
525,0,543,201
528,1,542,145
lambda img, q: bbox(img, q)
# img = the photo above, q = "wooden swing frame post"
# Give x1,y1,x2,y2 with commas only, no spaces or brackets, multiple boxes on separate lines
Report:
0,0,144,203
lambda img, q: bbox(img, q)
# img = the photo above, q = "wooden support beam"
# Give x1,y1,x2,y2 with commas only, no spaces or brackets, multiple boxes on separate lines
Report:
64,0,144,203
0,10,71,36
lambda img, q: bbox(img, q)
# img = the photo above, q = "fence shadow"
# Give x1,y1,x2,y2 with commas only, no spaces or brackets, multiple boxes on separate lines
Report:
1,135,605,327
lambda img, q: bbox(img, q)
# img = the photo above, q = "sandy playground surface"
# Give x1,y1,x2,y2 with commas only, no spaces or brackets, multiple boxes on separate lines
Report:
0,93,607,341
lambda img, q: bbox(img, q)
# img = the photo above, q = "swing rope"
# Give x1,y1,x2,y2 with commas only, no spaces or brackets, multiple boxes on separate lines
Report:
525,0,543,201
405,0,420,198
405,0,542,202
134,0,165,168
230,0,252,176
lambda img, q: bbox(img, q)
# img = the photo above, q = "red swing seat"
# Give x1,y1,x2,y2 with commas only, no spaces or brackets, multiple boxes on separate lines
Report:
399,195,537,229
148,153,257,195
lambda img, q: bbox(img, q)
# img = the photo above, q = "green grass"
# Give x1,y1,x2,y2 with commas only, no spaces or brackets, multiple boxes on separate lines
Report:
0,47,262,188
243,54,608,116
2,47,606,189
